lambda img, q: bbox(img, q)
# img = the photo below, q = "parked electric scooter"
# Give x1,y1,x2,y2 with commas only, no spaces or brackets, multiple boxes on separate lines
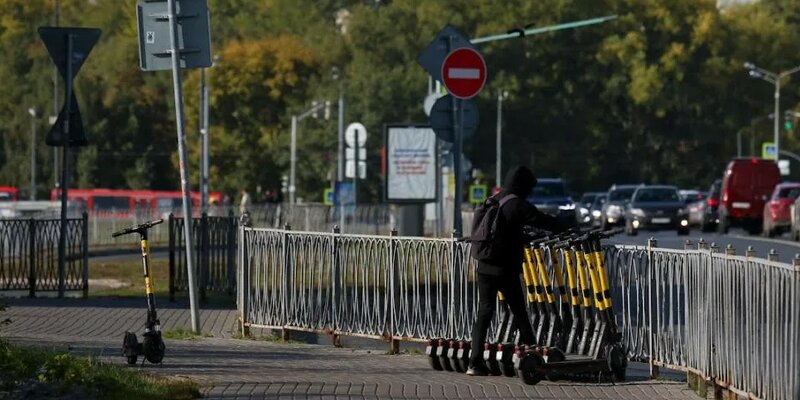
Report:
113,219,166,365
516,228,626,385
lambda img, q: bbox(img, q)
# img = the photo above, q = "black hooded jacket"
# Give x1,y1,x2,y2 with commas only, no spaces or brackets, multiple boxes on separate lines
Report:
477,166,564,276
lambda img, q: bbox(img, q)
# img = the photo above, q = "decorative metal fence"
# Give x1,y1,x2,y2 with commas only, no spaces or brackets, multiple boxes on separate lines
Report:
169,212,237,301
239,227,478,340
239,227,799,400
0,213,88,297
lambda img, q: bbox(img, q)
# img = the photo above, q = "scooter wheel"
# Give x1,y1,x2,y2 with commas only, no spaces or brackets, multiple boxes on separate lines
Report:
607,345,627,381
518,352,544,386
487,358,502,376
428,355,443,371
143,334,166,364
126,355,138,365
544,348,565,381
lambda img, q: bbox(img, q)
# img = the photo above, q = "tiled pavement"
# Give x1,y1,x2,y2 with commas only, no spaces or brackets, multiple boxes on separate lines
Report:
1,298,705,400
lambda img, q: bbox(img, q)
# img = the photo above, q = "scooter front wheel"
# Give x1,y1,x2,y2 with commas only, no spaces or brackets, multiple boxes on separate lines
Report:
143,334,166,364
518,352,545,386
126,355,138,365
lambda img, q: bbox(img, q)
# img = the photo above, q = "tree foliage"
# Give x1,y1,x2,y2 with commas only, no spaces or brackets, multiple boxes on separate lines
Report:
1,0,799,201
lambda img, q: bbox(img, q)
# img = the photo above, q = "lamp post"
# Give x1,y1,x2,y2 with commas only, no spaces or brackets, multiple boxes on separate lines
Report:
28,107,37,200
495,90,508,187
332,67,345,229
289,101,329,204
744,62,800,161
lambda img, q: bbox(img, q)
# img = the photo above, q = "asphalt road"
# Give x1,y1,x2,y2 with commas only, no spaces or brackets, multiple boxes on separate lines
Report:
607,226,800,261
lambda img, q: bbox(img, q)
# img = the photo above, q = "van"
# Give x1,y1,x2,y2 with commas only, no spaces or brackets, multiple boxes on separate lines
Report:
718,158,781,234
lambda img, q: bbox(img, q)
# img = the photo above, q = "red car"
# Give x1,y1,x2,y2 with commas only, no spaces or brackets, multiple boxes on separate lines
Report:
763,183,800,237
718,158,781,235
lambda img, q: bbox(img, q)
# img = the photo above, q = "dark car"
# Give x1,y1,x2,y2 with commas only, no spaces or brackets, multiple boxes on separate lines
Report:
624,185,689,236
699,179,722,232
525,178,578,229
578,192,604,226
601,184,639,229
589,194,608,227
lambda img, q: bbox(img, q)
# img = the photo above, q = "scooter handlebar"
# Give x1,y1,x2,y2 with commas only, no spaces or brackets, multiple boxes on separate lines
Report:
111,219,164,238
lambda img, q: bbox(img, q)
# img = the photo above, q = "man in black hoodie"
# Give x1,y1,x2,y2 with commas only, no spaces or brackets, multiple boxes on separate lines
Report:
467,165,564,376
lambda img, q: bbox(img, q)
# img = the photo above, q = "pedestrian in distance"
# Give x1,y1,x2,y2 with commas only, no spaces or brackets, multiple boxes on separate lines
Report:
466,165,565,376
239,188,251,216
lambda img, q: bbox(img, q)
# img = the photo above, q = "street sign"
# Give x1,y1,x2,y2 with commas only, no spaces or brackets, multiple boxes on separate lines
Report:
335,181,355,206
441,48,487,99
38,27,101,147
345,160,367,179
429,95,479,142
323,188,334,206
762,142,777,160
136,0,212,71
345,148,367,161
345,123,368,147
779,159,790,176
423,92,444,116
417,25,476,82
469,184,488,204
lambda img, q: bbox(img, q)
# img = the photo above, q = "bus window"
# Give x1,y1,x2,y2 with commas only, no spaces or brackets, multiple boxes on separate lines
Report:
93,196,130,211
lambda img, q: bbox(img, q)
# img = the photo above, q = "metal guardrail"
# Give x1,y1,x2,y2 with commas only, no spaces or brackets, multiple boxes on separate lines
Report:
169,212,237,301
604,240,800,400
0,213,88,297
239,227,798,400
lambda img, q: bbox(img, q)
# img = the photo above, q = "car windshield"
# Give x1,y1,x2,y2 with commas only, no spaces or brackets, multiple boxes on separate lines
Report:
608,188,635,202
531,182,566,198
777,187,800,199
592,195,607,208
580,194,596,205
634,188,680,203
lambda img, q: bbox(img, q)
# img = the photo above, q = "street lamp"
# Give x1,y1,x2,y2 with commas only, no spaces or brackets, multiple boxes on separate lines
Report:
495,90,508,188
28,107,37,200
744,61,800,162
289,100,329,204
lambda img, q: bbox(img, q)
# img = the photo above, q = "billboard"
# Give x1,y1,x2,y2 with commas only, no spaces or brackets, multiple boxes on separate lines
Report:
385,125,438,203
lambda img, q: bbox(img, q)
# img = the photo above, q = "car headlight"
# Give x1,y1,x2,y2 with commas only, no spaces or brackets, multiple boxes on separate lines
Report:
558,203,576,211
579,207,589,216
631,208,645,217
607,205,622,218
592,210,601,218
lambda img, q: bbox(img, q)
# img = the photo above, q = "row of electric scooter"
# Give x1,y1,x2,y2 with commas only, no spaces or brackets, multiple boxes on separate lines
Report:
425,227,626,385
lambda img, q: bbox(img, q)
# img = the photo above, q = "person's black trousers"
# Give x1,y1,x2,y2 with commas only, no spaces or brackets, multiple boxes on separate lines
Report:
469,271,535,366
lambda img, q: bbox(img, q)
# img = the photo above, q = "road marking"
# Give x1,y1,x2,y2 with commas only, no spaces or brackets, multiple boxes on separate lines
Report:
448,68,480,79
729,234,800,248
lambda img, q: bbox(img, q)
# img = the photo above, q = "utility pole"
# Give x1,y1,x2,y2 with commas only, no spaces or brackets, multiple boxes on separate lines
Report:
52,0,60,188
199,68,210,214
495,90,507,187
28,108,37,200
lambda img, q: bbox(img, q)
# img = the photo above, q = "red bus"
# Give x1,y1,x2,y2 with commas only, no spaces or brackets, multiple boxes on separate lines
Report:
50,188,223,217
0,186,19,202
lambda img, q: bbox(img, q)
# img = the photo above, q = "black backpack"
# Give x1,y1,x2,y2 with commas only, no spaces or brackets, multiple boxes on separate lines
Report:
470,193,517,263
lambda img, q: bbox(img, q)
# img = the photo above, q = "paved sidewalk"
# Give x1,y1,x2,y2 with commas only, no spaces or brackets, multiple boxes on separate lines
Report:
1,298,704,400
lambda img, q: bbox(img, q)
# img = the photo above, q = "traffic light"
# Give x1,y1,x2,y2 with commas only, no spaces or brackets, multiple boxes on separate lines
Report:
785,110,795,132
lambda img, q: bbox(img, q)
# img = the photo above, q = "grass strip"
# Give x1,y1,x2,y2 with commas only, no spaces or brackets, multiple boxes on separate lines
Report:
0,340,200,400
162,328,212,340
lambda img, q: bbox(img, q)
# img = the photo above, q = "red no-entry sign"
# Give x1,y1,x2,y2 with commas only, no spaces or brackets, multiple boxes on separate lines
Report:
441,48,487,99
